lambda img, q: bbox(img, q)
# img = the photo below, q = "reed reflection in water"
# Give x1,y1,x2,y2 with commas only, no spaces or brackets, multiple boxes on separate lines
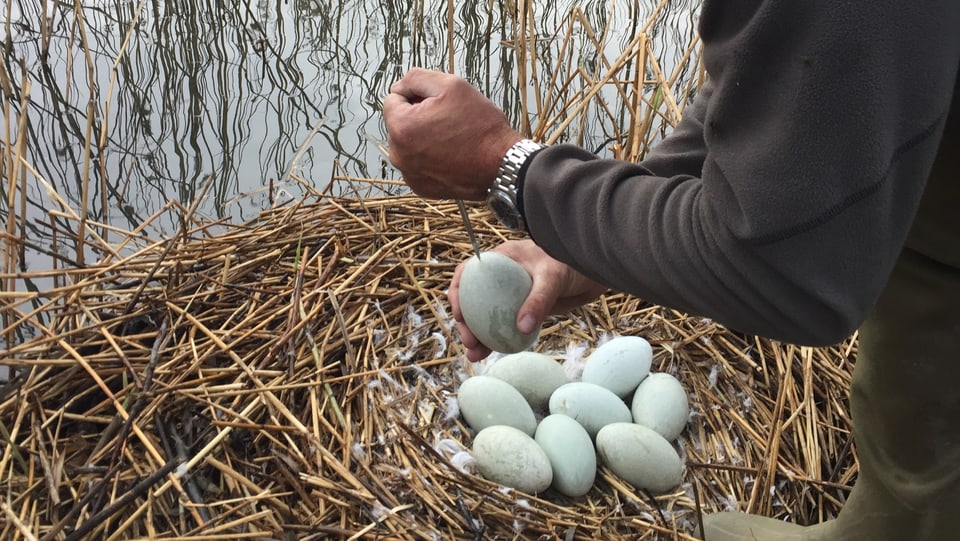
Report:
4,0,699,225
0,0,701,344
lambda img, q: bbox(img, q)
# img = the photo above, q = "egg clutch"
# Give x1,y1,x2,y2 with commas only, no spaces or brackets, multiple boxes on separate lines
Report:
456,339,689,497
455,252,690,498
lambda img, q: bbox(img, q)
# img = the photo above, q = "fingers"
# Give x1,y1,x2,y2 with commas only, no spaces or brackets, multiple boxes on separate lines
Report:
383,69,441,121
466,343,493,363
492,240,551,334
448,261,466,322
384,68,521,202
383,68,449,143
515,270,560,334
389,67,450,101
494,239,606,333
452,243,603,362
455,321,491,362
451,303,491,362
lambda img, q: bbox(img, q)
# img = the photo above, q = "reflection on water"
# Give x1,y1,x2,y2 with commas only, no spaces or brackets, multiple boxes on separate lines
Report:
4,0,700,222
0,0,700,345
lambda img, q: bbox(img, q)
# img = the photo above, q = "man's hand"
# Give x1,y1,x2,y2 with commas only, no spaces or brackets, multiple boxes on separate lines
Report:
383,68,522,200
448,240,608,362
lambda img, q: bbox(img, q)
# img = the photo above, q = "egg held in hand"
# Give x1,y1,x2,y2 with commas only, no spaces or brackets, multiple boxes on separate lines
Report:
458,252,540,353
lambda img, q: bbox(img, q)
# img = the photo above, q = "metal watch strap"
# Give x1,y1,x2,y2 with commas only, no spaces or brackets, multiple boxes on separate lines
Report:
488,139,547,231
498,139,546,185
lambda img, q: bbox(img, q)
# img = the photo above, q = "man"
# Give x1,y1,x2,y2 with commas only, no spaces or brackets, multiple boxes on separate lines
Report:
383,2,959,539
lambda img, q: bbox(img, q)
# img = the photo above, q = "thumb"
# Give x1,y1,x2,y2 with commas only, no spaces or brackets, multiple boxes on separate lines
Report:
516,278,561,335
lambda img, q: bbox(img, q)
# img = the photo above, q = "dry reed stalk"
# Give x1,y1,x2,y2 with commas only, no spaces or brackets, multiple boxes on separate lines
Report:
1,182,857,539
514,0,682,164
0,58,33,352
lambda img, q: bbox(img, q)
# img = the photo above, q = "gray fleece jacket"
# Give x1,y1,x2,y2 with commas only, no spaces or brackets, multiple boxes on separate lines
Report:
520,0,960,346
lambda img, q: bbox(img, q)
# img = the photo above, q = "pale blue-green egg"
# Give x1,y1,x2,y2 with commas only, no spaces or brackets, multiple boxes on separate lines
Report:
485,351,568,410
472,425,553,494
457,375,537,435
548,381,632,439
581,335,652,398
596,422,683,494
535,414,597,497
458,252,539,353
630,372,689,441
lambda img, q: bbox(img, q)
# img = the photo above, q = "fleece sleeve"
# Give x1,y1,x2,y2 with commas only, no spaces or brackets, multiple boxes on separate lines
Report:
522,0,960,346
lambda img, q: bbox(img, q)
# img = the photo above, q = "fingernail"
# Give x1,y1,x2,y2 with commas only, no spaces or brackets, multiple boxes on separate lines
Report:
518,314,537,334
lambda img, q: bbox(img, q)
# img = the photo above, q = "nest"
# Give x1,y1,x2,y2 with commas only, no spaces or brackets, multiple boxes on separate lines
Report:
0,181,859,540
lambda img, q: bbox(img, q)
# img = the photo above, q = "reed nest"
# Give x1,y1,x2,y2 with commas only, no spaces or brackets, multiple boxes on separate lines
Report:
0,182,858,540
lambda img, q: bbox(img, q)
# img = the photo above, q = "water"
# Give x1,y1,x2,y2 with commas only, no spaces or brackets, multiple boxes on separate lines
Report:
0,0,701,351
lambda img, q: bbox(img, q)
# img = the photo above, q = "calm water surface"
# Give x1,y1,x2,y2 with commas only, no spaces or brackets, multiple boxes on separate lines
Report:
4,0,700,223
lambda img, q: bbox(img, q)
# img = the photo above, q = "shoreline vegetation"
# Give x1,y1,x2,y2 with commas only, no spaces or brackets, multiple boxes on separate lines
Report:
1,2,856,539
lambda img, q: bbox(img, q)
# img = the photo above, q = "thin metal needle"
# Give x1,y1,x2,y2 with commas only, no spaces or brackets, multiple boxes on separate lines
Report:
366,132,481,259
457,199,481,259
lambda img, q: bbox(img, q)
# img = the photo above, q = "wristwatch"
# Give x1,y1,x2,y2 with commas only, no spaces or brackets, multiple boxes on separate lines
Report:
487,138,547,231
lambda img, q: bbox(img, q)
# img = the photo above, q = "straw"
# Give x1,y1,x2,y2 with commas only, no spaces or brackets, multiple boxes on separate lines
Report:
0,186,858,539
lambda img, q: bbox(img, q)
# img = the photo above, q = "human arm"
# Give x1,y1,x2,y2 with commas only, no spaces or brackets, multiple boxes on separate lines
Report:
522,1,959,345
384,2,960,348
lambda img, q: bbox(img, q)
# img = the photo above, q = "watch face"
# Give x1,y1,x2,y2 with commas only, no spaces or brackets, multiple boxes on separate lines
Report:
488,191,524,231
